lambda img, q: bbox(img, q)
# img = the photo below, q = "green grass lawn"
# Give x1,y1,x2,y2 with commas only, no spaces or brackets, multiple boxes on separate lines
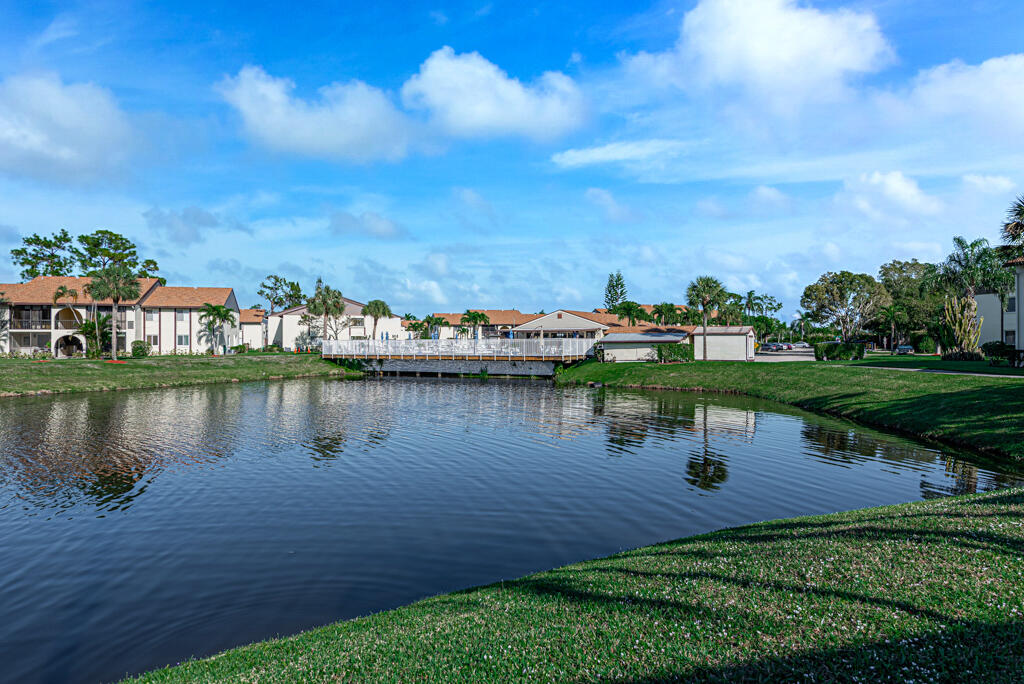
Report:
131,488,1024,683
0,353,356,396
845,353,1024,376
558,360,1024,462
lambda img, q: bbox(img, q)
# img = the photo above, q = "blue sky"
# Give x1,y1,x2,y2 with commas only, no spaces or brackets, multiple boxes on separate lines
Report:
1,0,1022,317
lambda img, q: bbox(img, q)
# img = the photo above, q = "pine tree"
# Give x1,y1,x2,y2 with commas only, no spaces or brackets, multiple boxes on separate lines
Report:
604,270,628,310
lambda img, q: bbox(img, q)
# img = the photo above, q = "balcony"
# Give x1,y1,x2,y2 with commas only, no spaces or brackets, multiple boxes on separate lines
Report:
10,319,51,330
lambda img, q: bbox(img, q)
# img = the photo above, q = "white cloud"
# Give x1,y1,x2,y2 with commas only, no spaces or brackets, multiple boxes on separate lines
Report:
143,206,250,246
839,171,942,222
750,185,792,212
218,66,412,162
402,46,584,139
962,174,1015,194
0,73,133,183
584,187,638,223
882,55,1024,139
33,15,78,49
429,10,448,26
328,210,409,240
551,139,691,169
626,0,892,111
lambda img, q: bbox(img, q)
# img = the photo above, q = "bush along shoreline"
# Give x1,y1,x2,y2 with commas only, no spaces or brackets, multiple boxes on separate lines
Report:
129,488,1024,683
556,360,1024,463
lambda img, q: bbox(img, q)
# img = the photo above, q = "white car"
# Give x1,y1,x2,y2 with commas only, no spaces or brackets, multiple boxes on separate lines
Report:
793,341,811,348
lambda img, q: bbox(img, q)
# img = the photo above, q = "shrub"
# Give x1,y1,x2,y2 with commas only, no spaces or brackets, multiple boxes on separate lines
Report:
814,342,866,361
131,340,149,358
656,343,695,363
942,350,985,362
230,344,248,354
916,336,937,354
980,341,1014,365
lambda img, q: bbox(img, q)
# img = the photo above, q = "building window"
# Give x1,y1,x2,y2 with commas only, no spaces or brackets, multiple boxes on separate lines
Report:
350,317,364,327
177,334,189,346
145,310,157,322
146,334,158,346
176,309,187,322
126,319,134,330
1007,331,1016,346
1008,297,1016,314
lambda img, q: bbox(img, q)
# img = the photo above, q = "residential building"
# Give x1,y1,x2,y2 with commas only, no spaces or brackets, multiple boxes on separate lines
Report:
1009,256,1024,350
0,275,160,356
431,310,541,338
511,310,620,339
267,298,405,350
239,308,266,349
976,292,1016,347
135,287,241,355
599,330,690,362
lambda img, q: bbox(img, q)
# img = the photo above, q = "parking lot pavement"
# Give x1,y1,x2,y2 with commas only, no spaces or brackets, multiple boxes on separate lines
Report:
754,348,816,362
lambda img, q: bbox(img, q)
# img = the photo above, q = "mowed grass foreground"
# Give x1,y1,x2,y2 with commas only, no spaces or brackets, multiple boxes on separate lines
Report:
0,353,355,396
558,361,1024,462
132,489,1024,682
847,353,1024,376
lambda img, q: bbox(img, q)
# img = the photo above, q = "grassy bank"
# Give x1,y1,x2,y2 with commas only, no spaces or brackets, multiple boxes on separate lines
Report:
0,353,358,397
847,353,1024,376
132,488,1024,682
558,360,1024,462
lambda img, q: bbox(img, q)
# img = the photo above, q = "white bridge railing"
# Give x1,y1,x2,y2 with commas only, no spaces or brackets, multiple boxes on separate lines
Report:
323,337,595,359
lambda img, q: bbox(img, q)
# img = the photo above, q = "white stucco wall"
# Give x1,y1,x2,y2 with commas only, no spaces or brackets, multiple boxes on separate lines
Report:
689,333,755,361
976,293,1016,346
602,342,660,362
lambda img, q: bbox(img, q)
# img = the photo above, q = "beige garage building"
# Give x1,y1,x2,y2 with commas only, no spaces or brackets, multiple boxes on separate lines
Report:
599,331,690,362
689,326,756,362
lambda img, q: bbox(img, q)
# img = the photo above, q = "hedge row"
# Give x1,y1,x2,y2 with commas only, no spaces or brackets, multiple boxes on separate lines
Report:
813,342,866,361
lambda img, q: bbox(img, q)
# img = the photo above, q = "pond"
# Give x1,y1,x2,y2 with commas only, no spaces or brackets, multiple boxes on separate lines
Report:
0,378,1020,683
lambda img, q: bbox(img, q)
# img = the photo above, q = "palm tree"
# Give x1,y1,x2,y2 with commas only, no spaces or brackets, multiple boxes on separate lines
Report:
52,284,83,334
402,313,417,321
198,303,237,354
743,290,758,317
878,303,904,353
793,310,812,341
651,302,678,326
75,313,111,354
460,310,490,339
307,278,345,341
612,301,648,326
361,299,393,341
421,315,447,339
456,326,469,339
88,264,140,361
1003,194,1024,245
686,276,727,361
938,236,992,300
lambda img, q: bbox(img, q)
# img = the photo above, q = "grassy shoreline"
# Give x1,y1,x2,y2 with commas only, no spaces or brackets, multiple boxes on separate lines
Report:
557,360,1024,463
0,354,359,397
131,488,1024,682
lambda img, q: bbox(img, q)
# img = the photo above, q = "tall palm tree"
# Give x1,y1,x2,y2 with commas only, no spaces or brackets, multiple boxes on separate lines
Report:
938,236,992,300
1003,194,1024,245
743,290,758,317
402,313,417,321
307,278,345,341
793,310,812,341
198,303,237,354
420,315,446,339
878,304,904,353
612,301,648,326
460,310,490,339
361,299,393,341
88,264,140,360
651,302,678,326
686,275,727,361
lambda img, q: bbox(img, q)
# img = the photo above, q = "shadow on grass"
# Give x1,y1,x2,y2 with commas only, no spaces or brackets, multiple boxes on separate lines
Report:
612,619,1024,683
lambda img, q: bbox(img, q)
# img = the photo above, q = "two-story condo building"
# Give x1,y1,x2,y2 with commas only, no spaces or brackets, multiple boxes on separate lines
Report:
0,276,241,357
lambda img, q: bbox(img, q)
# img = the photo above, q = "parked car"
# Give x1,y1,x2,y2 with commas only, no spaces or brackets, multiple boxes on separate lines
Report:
896,345,914,355
780,342,793,350
759,342,780,352
793,341,810,348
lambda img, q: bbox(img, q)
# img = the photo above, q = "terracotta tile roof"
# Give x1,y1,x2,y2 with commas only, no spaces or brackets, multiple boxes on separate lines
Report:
239,308,265,324
563,310,621,326
606,325,692,334
593,304,691,314
271,297,367,318
0,275,159,306
431,309,541,326
1006,256,1024,266
141,286,233,308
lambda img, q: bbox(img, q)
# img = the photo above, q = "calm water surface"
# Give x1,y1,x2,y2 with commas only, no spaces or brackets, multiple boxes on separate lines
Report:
1,377,1021,683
